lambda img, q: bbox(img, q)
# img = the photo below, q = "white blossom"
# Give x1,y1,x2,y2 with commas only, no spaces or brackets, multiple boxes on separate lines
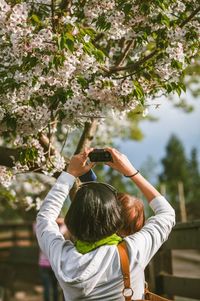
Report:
0,166,15,187
0,0,199,180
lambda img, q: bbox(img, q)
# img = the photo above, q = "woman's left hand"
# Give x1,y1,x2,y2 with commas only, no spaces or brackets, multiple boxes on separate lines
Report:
66,148,95,177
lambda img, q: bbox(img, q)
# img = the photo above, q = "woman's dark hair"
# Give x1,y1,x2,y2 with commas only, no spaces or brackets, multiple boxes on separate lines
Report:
117,193,145,237
65,182,123,242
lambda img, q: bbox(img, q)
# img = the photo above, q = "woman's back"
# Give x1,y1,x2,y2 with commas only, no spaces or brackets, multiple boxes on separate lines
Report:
36,148,175,300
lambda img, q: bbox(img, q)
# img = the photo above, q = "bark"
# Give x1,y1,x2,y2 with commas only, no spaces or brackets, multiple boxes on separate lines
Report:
39,132,56,155
74,119,98,154
0,120,98,179
0,146,47,173
0,134,56,170
0,147,20,168
180,6,200,28
109,49,158,73
114,40,134,67
69,119,99,200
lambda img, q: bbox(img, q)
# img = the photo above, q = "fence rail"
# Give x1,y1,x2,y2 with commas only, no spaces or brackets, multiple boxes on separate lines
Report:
0,221,200,300
0,222,39,300
149,220,200,300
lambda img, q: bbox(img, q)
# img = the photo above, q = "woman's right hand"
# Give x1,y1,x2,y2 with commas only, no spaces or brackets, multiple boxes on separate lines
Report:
67,148,95,177
105,147,161,202
105,147,137,176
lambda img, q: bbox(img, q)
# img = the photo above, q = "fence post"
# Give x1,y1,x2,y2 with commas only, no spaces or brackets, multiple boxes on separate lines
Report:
149,248,174,299
178,181,187,222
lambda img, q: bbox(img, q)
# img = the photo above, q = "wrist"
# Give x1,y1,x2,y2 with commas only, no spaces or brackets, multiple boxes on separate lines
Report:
124,170,139,178
66,168,78,178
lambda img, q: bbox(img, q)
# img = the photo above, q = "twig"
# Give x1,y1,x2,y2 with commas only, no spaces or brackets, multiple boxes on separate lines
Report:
60,130,69,155
27,1,52,6
115,40,135,67
106,6,200,75
180,6,200,28
51,0,56,33
109,49,157,73
59,0,72,11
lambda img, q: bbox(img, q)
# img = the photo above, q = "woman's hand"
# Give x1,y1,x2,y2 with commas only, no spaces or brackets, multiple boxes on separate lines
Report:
105,147,137,176
67,148,95,177
105,147,161,202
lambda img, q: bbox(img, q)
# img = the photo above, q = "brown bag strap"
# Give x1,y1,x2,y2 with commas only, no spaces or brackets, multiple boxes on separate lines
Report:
117,241,134,301
118,242,172,301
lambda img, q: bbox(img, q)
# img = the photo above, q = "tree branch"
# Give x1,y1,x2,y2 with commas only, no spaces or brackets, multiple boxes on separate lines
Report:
0,133,57,169
106,6,200,75
59,0,71,11
39,133,56,156
74,119,98,154
68,119,98,200
180,6,200,28
0,147,20,168
114,40,135,67
109,49,158,73
51,0,56,33
0,145,70,180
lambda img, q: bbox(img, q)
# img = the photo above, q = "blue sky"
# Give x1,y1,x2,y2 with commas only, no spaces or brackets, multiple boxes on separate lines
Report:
118,94,200,177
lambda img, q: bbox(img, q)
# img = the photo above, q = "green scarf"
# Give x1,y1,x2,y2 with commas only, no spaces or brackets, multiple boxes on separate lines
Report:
75,233,122,254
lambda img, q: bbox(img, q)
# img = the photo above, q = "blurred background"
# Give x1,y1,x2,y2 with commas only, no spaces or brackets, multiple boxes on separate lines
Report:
0,50,199,301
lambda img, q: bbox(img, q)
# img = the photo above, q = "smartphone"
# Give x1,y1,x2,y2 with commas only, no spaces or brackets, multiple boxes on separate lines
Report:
88,149,112,162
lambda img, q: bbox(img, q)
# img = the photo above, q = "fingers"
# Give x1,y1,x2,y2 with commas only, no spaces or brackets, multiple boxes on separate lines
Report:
105,162,114,167
87,162,96,170
80,148,94,158
105,147,122,156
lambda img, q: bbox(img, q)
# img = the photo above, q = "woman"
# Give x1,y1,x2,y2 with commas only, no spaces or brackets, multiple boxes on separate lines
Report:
117,193,145,237
36,147,175,301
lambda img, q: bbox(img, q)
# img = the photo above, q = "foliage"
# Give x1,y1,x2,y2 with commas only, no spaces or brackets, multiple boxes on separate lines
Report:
0,0,199,192
0,172,55,221
159,134,200,220
169,58,200,112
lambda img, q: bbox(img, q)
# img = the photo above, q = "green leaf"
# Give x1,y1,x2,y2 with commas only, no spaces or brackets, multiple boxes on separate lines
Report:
130,126,144,141
19,147,38,165
65,32,75,42
31,14,41,24
65,39,74,52
133,81,144,99
6,116,17,130
157,13,170,27
123,3,132,15
52,54,65,69
95,14,111,31
83,27,96,38
140,3,150,14
93,49,105,62
77,76,88,89
171,59,183,70
83,42,94,54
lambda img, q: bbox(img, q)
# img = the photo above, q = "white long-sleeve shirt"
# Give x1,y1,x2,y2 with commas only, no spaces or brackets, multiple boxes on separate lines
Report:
36,172,175,301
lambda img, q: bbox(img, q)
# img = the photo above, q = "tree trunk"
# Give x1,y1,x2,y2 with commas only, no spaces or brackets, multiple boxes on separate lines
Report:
74,119,98,154
69,119,98,200
0,147,20,168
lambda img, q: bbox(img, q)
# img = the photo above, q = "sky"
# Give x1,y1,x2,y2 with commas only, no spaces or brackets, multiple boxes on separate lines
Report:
118,94,200,177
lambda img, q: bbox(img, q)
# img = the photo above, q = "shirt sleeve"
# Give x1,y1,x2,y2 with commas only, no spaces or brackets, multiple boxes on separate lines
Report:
126,195,176,268
36,172,75,270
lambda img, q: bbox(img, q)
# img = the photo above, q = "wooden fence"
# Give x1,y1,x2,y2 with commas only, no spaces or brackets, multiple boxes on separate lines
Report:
148,220,200,300
0,221,200,300
0,222,40,300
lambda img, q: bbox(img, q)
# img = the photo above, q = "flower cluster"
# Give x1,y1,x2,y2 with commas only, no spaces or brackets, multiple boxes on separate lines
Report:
3,172,55,211
0,0,199,184
0,166,15,187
